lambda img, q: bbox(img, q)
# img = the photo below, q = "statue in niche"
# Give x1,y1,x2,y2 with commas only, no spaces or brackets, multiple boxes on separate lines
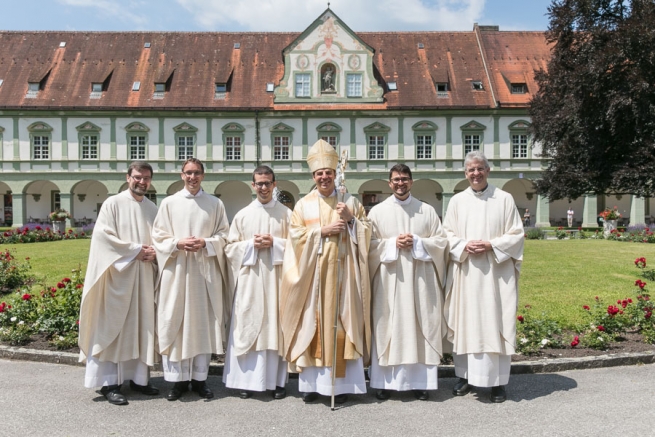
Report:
322,65,335,92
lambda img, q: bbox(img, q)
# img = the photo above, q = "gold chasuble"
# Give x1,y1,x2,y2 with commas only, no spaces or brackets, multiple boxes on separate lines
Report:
280,190,371,375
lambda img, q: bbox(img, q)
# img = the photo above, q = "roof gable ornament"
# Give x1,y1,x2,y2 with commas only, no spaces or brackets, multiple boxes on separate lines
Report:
76,121,102,132
125,122,150,132
412,121,438,131
173,122,198,132
27,122,53,133
460,121,487,131
221,122,245,133
508,120,531,130
363,122,391,133
274,8,383,104
270,122,295,133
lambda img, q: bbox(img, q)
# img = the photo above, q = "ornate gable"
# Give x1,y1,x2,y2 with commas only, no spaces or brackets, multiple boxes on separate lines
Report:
274,8,383,104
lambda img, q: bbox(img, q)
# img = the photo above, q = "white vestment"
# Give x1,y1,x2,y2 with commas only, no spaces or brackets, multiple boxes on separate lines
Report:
367,195,448,390
443,185,523,387
223,199,290,391
78,189,158,388
152,188,230,381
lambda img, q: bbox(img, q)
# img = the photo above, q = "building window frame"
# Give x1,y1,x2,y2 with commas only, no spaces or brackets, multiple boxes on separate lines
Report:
173,122,198,161
508,120,532,159
294,72,311,98
511,83,527,94
317,122,342,149
27,122,54,161
76,121,102,160
363,122,391,161
270,122,295,161
221,122,246,161
346,73,362,98
460,120,486,156
412,121,437,160
125,122,150,161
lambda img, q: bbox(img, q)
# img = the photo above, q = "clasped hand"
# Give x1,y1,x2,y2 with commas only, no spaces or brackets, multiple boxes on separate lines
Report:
253,233,273,249
465,240,491,254
176,236,206,252
136,245,156,262
396,233,414,249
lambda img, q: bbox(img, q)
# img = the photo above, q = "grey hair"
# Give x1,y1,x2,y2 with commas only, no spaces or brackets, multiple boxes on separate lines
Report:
464,151,490,169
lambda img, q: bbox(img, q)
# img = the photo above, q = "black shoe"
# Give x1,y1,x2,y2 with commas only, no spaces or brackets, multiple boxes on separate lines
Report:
375,389,391,400
100,384,128,405
191,379,214,399
239,390,252,399
413,390,429,401
490,385,506,403
334,394,348,404
302,391,318,403
273,386,287,400
453,378,471,396
166,381,189,401
129,381,160,396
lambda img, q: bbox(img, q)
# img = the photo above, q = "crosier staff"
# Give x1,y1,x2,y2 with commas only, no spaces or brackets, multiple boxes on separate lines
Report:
331,149,349,411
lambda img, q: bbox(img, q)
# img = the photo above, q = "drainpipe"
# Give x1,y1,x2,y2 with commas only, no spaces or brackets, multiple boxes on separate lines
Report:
255,110,261,166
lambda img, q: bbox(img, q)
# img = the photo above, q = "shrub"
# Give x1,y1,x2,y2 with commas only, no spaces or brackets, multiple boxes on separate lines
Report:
516,305,564,355
0,226,89,244
0,249,35,294
525,227,546,240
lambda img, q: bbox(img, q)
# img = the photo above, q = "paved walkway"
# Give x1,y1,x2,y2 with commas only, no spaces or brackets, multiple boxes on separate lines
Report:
1,358,653,436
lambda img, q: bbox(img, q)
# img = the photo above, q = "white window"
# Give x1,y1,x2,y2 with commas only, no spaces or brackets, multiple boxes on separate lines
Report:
225,136,241,160
215,83,227,93
295,74,310,97
464,134,480,153
33,136,49,160
512,134,528,158
368,136,385,160
177,136,194,160
81,135,98,159
273,136,290,160
346,74,362,97
321,136,337,148
416,135,433,159
511,84,526,94
129,135,146,160
91,83,103,92
28,82,40,92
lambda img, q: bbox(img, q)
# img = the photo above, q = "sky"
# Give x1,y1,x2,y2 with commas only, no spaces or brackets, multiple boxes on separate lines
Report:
1,0,554,33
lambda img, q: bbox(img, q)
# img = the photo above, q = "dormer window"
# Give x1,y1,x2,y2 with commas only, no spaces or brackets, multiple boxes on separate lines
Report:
154,83,166,93
436,83,449,98
28,82,40,92
92,83,103,92
215,83,227,93
511,83,527,94
472,81,484,91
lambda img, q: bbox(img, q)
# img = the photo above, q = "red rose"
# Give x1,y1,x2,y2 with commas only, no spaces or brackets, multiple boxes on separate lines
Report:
21,293,31,301
50,287,57,293
597,325,605,331
621,300,628,308
645,296,651,301
76,284,83,289
619,310,624,315
571,336,580,347
0,303,6,313
62,278,71,283
628,298,633,303
639,282,646,289
57,282,65,289
583,305,590,310
517,315,524,323
646,312,652,320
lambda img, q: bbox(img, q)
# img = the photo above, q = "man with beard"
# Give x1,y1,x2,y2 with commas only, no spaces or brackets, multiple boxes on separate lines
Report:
223,165,291,399
152,158,230,401
367,164,448,401
79,161,159,405
280,139,371,404
443,151,524,403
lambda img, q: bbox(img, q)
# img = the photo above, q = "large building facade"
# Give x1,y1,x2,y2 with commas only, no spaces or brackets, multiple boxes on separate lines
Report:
0,9,650,227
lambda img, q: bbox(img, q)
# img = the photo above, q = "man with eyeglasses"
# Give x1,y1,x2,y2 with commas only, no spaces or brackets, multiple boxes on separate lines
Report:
367,164,448,401
79,161,159,405
152,158,230,401
443,151,524,403
223,165,291,400
280,139,371,404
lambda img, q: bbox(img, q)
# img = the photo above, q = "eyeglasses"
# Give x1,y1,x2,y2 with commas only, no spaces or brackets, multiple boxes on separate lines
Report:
390,177,412,184
183,171,203,177
466,167,487,174
131,175,152,182
253,182,273,188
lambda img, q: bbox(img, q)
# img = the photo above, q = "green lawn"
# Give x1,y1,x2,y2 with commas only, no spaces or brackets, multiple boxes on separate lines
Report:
2,238,654,329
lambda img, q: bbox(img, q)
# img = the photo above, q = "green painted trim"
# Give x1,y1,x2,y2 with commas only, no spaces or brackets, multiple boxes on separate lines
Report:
411,120,437,161
158,118,165,161
125,122,149,161
269,132,294,161
77,127,100,162
13,117,19,161
493,115,500,161
345,72,363,98
508,119,533,160
221,131,244,162
61,117,68,162
293,71,313,98
206,118,213,161
0,132,3,161
110,117,117,161
349,117,356,158
302,117,308,158
397,116,404,160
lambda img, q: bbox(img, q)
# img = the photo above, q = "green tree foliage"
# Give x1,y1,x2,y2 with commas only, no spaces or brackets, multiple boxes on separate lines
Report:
530,0,655,200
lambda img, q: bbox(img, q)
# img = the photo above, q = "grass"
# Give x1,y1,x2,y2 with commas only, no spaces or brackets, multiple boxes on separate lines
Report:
2,238,654,330
3,239,91,287
520,239,655,328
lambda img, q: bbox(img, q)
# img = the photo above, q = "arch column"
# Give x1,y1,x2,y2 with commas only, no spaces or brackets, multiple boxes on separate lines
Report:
59,193,73,228
535,194,551,227
156,193,167,206
629,196,645,226
441,192,454,219
582,194,599,227
11,193,25,228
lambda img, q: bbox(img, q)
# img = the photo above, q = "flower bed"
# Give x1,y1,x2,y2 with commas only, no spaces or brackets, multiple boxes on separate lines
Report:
1,225,89,244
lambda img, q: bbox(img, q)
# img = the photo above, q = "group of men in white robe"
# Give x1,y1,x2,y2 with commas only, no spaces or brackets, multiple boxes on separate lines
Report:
79,145,523,406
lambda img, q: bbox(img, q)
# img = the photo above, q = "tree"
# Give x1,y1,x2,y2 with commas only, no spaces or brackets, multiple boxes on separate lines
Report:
530,0,655,200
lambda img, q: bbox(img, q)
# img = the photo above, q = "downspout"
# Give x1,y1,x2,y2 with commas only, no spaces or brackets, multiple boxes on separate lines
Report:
255,110,261,166
474,23,498,107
